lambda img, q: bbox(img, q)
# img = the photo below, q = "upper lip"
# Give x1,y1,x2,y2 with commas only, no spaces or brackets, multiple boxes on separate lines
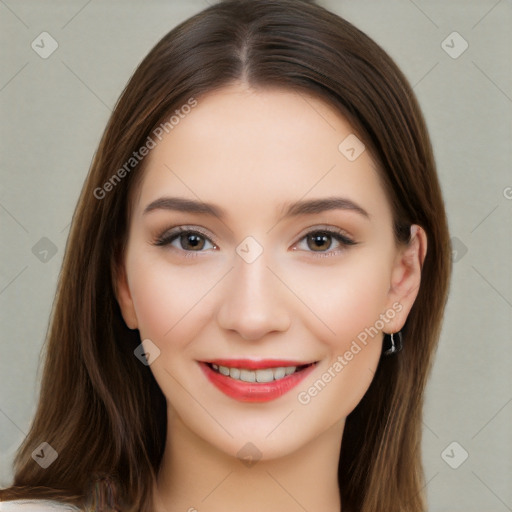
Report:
201,359,317,370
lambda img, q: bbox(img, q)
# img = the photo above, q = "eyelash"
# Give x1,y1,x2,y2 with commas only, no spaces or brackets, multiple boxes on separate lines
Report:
152,225,357,259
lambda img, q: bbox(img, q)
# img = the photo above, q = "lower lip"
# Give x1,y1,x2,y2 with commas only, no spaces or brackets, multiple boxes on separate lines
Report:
199,362,316,402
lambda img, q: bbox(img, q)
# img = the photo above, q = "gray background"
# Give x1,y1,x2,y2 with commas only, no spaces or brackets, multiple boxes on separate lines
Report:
1,0,511,510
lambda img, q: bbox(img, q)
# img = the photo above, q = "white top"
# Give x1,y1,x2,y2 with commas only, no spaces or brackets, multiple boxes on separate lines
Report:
0,500,80,511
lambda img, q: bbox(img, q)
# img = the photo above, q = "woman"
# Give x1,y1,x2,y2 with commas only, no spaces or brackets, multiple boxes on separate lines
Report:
0,0,451,510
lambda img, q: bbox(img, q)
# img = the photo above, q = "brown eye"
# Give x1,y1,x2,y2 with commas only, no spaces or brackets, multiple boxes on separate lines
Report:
294,228,356,255
307,233,333,251
154,228,216,252
178,233,206,251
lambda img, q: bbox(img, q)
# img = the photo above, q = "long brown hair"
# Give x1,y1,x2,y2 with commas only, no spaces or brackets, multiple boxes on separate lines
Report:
0,0,451,510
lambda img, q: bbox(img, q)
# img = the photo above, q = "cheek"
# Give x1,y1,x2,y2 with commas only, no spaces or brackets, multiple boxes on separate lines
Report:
127,252,221,347
289,253,392,414
280,251,392,344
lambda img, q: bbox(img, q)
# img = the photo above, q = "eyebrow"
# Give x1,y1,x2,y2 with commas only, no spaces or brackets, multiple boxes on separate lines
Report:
143,196,370,220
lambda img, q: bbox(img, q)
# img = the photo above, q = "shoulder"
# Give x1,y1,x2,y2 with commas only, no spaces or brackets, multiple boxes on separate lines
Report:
0,500,80,511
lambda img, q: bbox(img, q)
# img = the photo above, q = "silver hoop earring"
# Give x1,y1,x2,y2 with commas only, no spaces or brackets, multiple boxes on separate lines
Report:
383,331,403,356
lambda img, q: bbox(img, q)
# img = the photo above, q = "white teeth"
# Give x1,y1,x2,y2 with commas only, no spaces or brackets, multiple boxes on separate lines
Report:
212,364,300,382
273,367,286,380
255,369,274,383
240,369,256,382
229,367,241,379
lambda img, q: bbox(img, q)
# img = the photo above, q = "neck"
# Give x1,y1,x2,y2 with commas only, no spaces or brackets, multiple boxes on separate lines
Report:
153,411,344,512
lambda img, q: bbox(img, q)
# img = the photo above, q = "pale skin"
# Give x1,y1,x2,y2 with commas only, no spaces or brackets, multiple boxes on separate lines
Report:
115,83,427,512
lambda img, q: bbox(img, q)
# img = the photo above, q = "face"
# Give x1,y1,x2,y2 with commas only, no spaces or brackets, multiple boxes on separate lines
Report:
116,83,424,461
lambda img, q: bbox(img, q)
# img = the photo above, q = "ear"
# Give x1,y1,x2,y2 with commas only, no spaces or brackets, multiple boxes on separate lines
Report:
384,225,427,333
112,259,139,330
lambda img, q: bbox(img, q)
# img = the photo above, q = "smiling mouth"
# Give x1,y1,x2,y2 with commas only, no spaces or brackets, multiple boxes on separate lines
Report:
198,359,319,402
206,362,314,383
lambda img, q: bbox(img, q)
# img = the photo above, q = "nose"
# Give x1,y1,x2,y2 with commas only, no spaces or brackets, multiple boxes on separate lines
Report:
216,251,291,341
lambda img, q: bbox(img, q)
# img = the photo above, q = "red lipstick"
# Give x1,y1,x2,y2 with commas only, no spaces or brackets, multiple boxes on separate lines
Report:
206,359,310,370
199,359,317,402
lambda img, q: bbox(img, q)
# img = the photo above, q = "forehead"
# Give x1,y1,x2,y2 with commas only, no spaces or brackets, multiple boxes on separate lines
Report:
133,84,389,222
